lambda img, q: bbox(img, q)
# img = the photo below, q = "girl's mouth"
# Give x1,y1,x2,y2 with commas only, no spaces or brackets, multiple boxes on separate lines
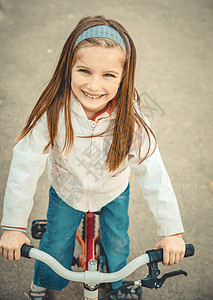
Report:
82,90,104,100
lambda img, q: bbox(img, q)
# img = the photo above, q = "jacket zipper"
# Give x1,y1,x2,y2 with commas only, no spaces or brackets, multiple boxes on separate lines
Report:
87,121,97,211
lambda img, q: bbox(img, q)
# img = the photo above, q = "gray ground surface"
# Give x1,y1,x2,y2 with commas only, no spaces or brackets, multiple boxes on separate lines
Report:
0,0,212,299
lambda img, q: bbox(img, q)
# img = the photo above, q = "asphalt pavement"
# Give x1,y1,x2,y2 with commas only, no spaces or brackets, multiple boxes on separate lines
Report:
0,0,212,299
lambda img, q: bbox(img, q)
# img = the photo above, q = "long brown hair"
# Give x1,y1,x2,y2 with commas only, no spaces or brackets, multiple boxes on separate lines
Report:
16,15,157,171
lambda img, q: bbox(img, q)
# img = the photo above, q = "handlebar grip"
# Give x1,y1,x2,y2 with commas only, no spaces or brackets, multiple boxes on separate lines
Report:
21,244,34,259
184,244,195,258
147,243,195,263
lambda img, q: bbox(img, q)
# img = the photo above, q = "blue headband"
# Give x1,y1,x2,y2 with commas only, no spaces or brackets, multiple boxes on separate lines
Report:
74,25,127,52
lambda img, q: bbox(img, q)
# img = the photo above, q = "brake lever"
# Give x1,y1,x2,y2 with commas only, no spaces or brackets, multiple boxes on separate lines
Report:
156,270,187,288
140,249,188,289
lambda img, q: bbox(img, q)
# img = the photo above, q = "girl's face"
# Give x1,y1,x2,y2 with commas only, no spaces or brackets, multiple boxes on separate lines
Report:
71,46,125,119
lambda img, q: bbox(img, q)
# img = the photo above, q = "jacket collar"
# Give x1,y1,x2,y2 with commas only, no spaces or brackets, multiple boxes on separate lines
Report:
91,95,117,122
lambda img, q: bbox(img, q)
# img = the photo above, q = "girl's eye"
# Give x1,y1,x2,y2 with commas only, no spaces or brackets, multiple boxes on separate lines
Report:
104,74,116,78
79,69,90,74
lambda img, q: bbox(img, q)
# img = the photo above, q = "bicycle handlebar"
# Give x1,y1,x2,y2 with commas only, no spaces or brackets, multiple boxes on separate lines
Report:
20,244,194,286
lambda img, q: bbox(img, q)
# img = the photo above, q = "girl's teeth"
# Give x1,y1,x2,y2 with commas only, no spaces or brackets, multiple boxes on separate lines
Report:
83,91,102,99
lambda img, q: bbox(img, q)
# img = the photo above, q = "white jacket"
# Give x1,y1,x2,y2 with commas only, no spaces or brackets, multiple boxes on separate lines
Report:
1,94,184,236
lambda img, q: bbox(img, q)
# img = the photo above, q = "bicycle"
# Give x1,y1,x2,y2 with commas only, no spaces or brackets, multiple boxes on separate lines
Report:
21,212,195,300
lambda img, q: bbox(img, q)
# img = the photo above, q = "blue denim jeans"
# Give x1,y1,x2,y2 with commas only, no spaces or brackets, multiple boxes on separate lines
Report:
33,184,130,290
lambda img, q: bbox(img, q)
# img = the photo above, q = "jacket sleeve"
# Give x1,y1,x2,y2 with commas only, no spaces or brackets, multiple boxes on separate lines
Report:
128,117,184,237
1,115,50,229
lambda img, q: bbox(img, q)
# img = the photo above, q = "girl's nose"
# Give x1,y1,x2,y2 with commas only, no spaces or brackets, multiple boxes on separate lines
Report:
87,76,102,92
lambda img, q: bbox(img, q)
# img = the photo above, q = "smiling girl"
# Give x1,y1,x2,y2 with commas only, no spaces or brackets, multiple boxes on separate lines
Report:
0,16,185,300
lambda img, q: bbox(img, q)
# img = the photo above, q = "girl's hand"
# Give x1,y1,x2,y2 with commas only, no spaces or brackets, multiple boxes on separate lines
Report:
155,234,185,266
0,230,30,261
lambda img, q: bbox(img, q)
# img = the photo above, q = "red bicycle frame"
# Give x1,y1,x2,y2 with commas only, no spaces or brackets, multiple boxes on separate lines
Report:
76,212,99,271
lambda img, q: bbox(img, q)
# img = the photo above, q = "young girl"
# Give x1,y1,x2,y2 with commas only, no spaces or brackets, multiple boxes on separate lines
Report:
0,15,185,300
